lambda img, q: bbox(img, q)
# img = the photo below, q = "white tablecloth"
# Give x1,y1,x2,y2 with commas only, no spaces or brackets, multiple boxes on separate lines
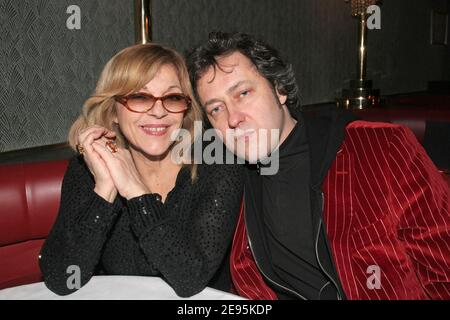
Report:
0,276,245,300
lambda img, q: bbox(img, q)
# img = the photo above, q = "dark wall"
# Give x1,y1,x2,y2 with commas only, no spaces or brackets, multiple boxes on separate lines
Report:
447,42,450,81
0,0,134,152
446,0,450,80
367,0,449,92
153,0,450,104
152,0,355,105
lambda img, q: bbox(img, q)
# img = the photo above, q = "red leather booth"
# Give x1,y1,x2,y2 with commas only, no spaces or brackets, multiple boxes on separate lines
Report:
0,160,68,290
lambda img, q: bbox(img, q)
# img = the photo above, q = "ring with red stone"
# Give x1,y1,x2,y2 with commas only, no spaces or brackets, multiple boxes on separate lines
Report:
105,140,118,153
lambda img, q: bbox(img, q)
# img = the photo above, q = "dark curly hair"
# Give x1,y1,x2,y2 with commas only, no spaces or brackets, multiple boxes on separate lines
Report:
186,32,300,112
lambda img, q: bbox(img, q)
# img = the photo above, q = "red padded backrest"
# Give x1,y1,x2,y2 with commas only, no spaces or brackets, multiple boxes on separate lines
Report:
354,107,450,144
0,160,68,245
0,159,68,289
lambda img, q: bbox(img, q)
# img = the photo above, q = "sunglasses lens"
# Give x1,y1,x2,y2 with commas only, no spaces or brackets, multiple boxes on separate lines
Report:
121,93,190,113
162,94,189,112
127,94,156,113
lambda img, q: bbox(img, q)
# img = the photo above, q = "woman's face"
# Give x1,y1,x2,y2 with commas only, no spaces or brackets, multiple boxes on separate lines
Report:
115,64,186,158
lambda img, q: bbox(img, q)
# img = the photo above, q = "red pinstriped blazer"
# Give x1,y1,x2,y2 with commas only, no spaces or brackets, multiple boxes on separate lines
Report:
230,121,450,300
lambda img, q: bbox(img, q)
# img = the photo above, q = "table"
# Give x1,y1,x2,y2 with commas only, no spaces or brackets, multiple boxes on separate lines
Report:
0,276,245,300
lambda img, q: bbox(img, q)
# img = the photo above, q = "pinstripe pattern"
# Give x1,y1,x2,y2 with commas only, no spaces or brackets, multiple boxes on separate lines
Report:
230,121,450,300
230,201,278,300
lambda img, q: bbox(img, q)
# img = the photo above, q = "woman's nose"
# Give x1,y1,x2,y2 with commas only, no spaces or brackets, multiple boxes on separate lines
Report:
147,99,168,118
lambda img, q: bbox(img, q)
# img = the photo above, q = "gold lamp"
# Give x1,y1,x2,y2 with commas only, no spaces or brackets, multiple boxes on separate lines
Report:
134,0,152,44
339,0,381,110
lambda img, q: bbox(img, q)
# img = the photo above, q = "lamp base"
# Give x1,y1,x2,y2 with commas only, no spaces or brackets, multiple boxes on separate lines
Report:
338,80,381,110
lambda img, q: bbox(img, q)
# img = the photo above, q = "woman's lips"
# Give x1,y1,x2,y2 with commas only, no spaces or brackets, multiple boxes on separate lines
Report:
140,125,170,137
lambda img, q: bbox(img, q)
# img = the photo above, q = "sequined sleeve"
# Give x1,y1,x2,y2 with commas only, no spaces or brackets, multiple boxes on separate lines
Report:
127,164,244,297
39,156,121,295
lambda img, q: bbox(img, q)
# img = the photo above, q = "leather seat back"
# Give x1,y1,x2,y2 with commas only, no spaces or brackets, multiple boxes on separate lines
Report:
0,160,68,290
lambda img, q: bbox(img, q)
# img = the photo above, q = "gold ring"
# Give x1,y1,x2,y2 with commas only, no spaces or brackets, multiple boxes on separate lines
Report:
76,144,85,155
105,140,118,153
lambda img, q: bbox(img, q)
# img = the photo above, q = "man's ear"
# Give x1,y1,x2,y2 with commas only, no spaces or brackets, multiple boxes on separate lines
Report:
276,87,287,106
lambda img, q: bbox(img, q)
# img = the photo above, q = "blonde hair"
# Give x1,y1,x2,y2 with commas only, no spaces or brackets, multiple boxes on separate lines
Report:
68,43,203,181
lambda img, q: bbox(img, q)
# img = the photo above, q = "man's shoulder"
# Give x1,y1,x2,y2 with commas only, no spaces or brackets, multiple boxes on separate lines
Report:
344,120,412,139
346,120,403,130
342,120,419,152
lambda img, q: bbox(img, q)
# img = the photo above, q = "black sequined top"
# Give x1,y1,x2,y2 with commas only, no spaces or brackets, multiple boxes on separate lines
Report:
39,156,244,297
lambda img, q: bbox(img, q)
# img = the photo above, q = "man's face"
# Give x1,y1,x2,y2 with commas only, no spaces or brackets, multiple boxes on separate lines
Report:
196,51,289,163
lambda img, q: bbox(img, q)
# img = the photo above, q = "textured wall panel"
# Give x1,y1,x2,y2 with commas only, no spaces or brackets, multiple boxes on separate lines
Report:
0,0,133,152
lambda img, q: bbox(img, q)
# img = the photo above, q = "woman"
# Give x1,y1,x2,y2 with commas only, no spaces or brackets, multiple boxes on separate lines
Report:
39,43,244,297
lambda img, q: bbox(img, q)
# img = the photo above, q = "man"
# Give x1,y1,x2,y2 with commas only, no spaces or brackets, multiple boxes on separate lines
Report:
187,32,450,300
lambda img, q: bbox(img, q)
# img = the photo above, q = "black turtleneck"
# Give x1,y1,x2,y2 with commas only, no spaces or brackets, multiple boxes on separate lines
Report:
259,116,331,299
